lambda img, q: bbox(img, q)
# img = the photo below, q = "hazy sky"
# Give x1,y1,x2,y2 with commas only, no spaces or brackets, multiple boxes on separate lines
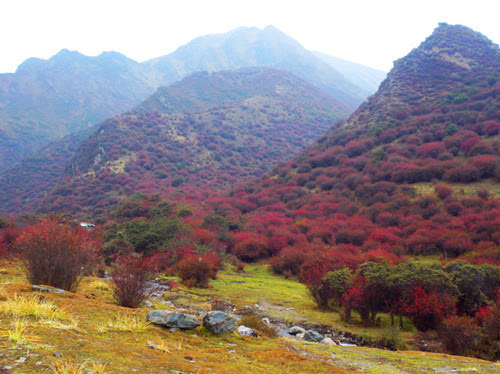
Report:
1,0,498,73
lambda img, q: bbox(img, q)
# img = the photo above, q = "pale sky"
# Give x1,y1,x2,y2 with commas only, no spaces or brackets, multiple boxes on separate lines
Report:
1,0,498,73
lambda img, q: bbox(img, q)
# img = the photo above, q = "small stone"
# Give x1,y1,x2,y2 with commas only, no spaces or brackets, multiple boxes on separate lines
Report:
289,326,306,335
261,317,270,325
36,362,42,366
228,350,236,353
169,327,180,332
144,300,154,309
52,351,63,358
320,338,336,346
3,366,14,371
237,325,257,337
148,344,158,350
15,357,27,363
296,332,305,340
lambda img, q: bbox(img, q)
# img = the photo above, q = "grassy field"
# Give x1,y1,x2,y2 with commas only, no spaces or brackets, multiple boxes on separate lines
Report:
0,261,498,373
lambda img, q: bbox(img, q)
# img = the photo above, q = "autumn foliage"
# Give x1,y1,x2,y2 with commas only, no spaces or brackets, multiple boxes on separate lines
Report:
14,217,99,292
110,255,156,308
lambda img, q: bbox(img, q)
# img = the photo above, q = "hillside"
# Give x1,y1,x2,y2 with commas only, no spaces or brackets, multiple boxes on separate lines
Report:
144,26,370,110
33,68,347,216
0,129,93,214
0,50,156,172
213,24,499,266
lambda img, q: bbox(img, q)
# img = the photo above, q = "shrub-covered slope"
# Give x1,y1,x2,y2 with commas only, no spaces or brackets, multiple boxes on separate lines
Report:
216,24,499,265
34,68,347,215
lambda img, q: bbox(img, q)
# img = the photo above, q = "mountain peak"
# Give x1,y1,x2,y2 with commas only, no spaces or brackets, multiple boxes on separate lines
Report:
400,23,499,71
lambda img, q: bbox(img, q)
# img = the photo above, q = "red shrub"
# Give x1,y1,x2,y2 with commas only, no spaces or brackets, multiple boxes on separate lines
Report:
110,255,156,308
232,232,268,262
402,286,456,331
270,246,307,276
14,218,99,292
439,315,480,355
176,253,219,288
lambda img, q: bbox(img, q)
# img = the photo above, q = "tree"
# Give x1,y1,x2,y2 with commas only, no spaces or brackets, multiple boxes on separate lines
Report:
14,217,99,292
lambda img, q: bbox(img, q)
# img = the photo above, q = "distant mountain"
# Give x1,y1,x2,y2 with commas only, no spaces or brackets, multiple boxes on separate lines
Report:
216,24,499,262
19,68,347,215
144,26,369,110
313,51,386,95
0,50,156,172
0,25,378,173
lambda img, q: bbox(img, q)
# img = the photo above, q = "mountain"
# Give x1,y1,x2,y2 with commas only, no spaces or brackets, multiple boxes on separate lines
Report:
144,26,370,110
214,24,499,264
0,25,379,173
26,68,347,215
313,51,387,95
0,50,156,172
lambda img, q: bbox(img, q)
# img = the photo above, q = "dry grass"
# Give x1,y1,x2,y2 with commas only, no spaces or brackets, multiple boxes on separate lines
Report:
7,318,28,344
97,312,150,333
0,293,66,320
87,278,111,291
50,360,107,374
147,335,183,353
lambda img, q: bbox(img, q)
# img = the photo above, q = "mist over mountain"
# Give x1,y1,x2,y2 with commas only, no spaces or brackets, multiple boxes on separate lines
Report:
313,51,387,95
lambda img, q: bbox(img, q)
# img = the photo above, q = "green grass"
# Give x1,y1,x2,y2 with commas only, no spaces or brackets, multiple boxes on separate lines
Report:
162,264,415,342
413,179,500,198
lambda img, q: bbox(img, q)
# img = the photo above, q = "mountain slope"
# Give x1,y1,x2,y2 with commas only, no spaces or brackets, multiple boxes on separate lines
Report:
0,50,156,172
144,26,368,110
313,51,387,95
216,24,499,263
0,129,93,214
32,68,347,215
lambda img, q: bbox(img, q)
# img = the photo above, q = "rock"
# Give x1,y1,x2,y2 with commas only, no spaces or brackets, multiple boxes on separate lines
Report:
2,366,14,371
163,301,175,308
304,330,324,343
15,357,27,363
203,311,237,334
261,317,270,325
277,328,293,338
52,351,63,358
148,344,158,350
320,338,336,345
289,326,306,335
296,332,305,340
144,300,154,309
32,285,65,294
146,310,200,330
228,350,236,353
237,325,258,337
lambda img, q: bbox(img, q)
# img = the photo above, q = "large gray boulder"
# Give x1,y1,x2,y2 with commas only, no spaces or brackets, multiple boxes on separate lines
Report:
304,329,324,343
146,310,200,330
203,311,237,334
